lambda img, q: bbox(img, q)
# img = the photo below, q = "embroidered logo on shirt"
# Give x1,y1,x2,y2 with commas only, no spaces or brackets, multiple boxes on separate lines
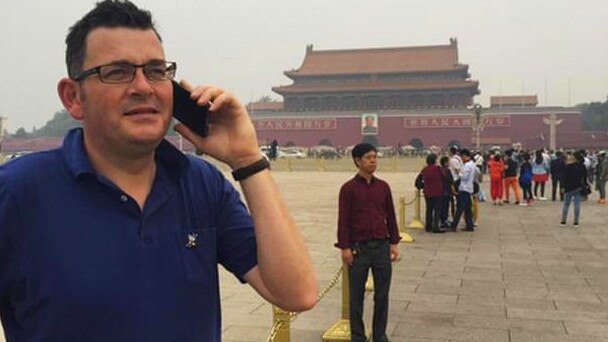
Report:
186,233,199,249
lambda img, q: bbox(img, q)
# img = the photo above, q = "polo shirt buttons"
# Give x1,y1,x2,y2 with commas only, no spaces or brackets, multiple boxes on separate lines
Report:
120,194,128,202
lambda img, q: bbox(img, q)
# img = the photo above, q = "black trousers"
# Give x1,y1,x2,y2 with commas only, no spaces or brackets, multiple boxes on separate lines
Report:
551,176,563,200
349,239,392,342
448,193,456,220
534,181,546,197
424,196,442,231
440,194,450,225
450,191,474,229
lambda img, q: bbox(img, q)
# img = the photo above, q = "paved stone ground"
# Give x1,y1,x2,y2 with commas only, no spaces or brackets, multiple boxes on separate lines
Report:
2,167,608,342
220,170,608,342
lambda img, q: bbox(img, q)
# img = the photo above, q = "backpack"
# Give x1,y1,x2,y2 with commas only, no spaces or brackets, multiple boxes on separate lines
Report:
415,173,425,190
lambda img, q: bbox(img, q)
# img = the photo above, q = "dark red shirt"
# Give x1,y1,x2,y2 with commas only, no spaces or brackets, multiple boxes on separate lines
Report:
420,164,444,198
336,174,400,249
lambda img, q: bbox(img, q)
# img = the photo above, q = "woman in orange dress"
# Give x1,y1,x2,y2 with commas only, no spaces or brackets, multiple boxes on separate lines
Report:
487,154,506,205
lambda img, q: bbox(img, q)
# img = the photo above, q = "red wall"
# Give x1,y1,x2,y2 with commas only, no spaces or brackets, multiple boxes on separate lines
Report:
253,108,607,150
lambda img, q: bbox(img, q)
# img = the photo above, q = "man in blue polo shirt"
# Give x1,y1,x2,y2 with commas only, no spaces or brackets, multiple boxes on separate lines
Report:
0,1,317,341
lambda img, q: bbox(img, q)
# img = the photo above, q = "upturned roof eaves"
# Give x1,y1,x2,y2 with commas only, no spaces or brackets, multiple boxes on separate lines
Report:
284,64,469,78
288,44,461,75
272,80,479,94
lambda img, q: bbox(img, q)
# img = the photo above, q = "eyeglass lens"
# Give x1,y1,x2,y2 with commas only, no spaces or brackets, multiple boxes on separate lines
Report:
99,61,175,83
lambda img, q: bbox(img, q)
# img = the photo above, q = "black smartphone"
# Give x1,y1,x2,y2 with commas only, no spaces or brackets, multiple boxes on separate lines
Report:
172,80,209,137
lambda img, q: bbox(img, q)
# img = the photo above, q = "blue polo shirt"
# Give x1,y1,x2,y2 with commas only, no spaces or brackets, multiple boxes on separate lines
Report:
0,128,258,341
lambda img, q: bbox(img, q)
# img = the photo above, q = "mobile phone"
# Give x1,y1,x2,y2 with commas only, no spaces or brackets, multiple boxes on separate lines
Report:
172,80,209,137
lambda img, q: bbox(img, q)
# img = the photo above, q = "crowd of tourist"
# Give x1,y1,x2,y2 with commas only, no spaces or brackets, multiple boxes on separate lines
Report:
418,146,607,231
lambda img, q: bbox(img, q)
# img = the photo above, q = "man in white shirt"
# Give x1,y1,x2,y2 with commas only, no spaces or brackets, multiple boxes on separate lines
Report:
449,149,476,231
448,146,462,181
447,146,462,221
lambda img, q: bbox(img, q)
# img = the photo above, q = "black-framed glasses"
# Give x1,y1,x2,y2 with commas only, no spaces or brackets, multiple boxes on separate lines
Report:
72,60,177,84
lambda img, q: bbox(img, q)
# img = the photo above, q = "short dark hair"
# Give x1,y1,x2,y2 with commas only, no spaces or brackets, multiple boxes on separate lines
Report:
574,150,584,163
449,146,459,155
459,149,471,157
439,156,449,166
351,143,377,160
65,0,161,79
426,153,437,165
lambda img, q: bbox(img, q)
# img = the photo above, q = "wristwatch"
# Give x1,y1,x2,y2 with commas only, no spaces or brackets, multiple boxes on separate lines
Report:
231,157,270,181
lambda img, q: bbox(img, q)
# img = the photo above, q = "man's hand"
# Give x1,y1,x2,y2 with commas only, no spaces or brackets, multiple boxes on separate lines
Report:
173,80,260,169
390,244,400,262
341,248,354,266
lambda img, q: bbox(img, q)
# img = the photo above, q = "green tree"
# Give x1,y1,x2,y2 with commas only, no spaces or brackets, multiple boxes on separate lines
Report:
257,95,277,102
580,97,608,130
409,138,423,151
13,127,28,138
30,109,80,137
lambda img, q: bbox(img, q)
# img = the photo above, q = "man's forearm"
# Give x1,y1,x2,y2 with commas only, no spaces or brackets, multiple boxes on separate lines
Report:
239,169,317,311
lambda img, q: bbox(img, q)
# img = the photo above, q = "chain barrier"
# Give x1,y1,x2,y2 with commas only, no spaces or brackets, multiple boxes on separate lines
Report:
266,321,282,342
265,192,419,340
265,266,344,342
403,194,416,206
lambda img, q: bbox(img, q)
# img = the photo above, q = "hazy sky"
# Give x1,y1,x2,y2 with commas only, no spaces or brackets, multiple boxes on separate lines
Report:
1,0,607,132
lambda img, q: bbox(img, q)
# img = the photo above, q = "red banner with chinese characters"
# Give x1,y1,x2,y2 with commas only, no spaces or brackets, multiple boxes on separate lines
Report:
253,118,337,131
403,116,511,129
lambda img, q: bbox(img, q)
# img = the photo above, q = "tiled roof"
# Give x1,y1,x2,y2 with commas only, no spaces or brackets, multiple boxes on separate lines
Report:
246,101,284,111
273,79,479,94
1,137,62,152
490,95,538,107
285,39,465,77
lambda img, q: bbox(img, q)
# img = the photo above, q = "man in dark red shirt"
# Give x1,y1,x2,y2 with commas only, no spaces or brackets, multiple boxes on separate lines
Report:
420,153,447,233
336,143,400,342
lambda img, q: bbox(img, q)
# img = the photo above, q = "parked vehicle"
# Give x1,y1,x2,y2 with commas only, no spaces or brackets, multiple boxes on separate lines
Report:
279,148,306,159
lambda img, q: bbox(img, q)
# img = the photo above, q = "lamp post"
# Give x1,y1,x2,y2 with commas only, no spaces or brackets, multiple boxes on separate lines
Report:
472,104,483,150
0,116,5,158
0,116,5,140
0,116,6,148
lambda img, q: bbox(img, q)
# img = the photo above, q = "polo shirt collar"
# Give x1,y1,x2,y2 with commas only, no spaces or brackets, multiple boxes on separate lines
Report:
61,128,190,180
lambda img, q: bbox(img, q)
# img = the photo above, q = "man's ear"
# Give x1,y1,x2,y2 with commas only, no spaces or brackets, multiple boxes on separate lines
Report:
353,157,361,168
57,78,85,120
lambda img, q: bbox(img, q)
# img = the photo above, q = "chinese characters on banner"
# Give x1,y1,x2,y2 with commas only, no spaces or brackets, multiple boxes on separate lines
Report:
403,116,511,128
253,118,337,131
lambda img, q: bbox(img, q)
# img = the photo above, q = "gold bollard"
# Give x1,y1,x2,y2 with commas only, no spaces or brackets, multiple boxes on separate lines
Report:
399,196,415,242
271,306,290,342
407,190,425,229
389,156,398,172
323,264,370,341
317,158,327,172
286,158,293,172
